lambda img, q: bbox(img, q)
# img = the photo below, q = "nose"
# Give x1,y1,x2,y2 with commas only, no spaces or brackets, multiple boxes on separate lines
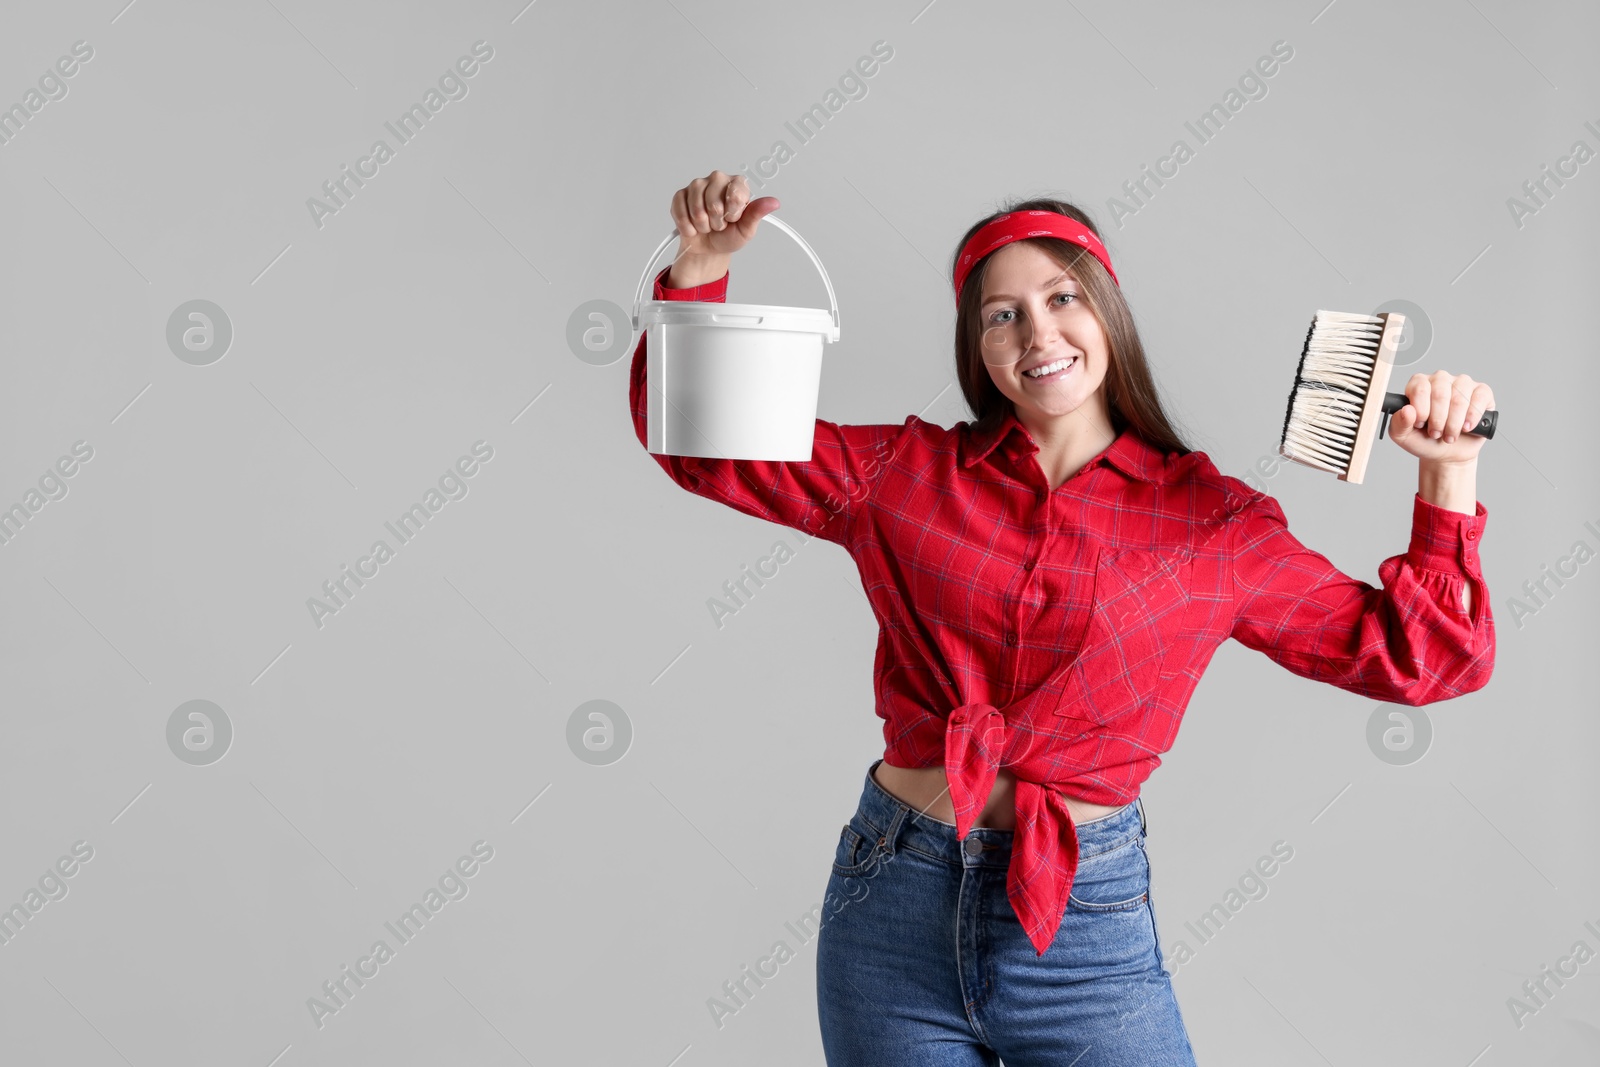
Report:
1017,303,1060,354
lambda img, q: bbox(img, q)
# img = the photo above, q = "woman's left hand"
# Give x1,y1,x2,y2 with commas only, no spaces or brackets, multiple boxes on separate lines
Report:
1388,370,1495,466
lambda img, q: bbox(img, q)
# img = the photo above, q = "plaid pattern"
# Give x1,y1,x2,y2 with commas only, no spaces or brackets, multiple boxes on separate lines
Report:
630,267,1495,956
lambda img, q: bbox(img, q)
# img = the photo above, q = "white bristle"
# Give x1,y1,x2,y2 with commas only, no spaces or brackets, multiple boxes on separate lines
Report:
1279,311,1385,476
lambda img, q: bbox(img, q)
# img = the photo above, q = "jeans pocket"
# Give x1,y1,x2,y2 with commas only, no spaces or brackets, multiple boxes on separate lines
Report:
831,820,885,878
1067,834,1150,913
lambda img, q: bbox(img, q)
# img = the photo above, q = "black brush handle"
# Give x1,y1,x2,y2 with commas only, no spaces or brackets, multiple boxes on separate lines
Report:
1379,391,1498,440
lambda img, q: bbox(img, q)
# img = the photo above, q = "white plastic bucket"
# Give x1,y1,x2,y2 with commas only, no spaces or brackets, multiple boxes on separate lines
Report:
630,214,840,461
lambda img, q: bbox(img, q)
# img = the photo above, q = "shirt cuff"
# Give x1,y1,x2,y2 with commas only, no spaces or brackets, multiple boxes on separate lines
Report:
651,265,729,302
1407,492,1487,578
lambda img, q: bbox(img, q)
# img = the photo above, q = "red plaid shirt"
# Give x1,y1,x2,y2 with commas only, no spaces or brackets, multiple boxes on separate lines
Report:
629,266,1495,956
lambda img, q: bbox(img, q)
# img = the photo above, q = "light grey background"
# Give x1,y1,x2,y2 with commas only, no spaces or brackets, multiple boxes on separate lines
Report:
1,1,1595,1064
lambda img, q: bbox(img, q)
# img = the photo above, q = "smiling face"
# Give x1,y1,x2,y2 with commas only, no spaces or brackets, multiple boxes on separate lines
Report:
977,241,1112,433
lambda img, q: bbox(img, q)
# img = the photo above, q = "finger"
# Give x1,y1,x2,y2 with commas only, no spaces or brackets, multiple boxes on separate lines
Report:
670,188,695,244
1463,382,1493,436
705,170,731,230
686,177,711,233
724,175,749,222
1444,375,1474,442
1429,374,1452,438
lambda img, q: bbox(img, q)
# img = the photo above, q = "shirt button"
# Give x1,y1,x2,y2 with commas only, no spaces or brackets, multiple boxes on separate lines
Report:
1022,559,1036,571
1466,529,1478,541
964,838,984,856
1004,633,1018,647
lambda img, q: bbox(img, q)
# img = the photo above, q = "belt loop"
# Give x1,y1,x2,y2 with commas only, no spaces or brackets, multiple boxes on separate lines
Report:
879,795,909,856
1136,795,1146,834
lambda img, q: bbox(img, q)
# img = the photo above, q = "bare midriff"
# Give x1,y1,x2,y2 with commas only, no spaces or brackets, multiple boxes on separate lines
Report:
873,761,1125,831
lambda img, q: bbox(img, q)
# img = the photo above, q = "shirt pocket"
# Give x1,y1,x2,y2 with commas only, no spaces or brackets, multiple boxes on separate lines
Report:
1051,545,1192,734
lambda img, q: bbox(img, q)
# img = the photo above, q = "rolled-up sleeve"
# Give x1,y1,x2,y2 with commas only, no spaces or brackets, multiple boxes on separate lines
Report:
1227,482,1494,705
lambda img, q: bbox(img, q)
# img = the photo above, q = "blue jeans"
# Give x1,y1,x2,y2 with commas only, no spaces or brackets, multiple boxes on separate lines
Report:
816,759,1197,1066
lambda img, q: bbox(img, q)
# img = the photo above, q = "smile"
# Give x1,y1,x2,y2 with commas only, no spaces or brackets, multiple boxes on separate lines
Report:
1022,356,1077,380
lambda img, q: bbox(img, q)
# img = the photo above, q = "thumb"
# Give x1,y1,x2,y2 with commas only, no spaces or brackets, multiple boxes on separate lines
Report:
1389,403,1417,441
732,196,780,240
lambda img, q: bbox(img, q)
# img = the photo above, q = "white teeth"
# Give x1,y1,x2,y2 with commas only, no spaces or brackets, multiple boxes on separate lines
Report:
1024,357,1075,378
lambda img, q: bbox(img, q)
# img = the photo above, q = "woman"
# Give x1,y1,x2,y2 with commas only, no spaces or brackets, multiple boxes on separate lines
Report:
629,170,1496,1066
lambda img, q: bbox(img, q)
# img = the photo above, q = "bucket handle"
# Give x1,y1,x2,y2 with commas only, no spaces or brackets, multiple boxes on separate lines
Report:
630,213,840,342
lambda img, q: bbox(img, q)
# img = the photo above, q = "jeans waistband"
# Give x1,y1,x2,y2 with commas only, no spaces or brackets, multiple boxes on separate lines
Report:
855,759,1145,869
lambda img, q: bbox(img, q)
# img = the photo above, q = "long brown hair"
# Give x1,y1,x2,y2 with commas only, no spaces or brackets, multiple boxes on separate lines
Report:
952,197,1193,457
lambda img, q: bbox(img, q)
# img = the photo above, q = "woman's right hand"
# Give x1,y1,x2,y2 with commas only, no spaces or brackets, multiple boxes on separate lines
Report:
666,170,780,287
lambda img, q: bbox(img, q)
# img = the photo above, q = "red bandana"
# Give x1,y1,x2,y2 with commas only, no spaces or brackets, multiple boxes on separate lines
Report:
953,210,1119,303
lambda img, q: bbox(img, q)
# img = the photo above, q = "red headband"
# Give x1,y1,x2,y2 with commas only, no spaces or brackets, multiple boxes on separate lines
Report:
953,210,1119,304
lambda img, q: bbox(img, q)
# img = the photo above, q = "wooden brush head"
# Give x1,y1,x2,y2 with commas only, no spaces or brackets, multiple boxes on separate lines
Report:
1339,312,1405,484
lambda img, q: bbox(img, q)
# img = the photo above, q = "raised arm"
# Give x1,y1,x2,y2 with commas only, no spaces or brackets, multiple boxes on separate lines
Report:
627,170,906,548
1227,482,1494,706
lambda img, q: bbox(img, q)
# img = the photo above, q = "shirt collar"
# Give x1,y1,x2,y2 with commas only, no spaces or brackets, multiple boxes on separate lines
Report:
960,408,1172,484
